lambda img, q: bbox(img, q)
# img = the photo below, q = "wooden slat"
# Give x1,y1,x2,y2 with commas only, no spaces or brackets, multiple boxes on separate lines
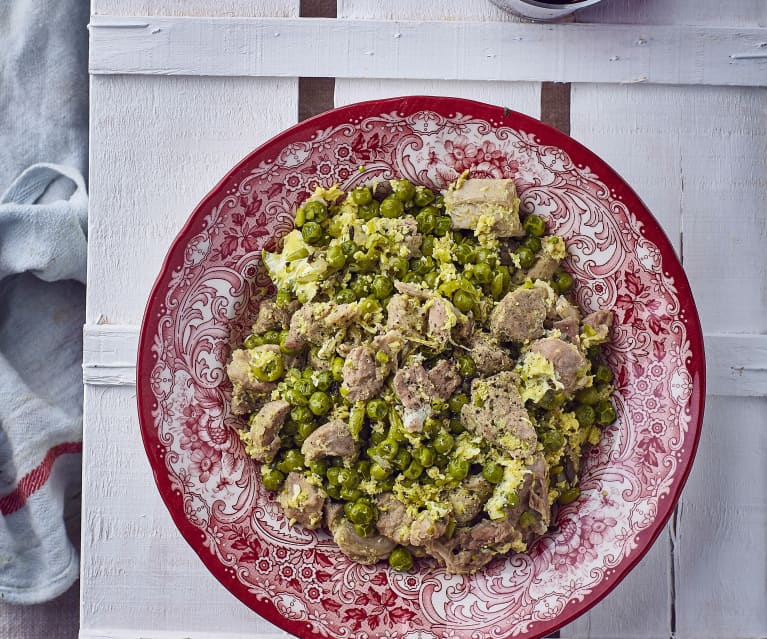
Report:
89,16,767,87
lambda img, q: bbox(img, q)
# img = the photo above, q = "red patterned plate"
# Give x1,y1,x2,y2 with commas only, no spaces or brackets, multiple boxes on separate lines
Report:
137,96,704,639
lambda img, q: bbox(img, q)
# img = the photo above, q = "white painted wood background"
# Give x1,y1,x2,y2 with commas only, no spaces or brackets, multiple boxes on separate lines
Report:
80,1,767,638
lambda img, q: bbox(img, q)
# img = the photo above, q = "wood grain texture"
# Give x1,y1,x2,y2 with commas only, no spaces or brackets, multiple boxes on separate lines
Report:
578,0,767,27
93,0,296,18
88,16,767,87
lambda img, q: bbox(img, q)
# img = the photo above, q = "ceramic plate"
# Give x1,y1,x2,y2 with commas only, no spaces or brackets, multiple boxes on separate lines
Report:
137,96,704,639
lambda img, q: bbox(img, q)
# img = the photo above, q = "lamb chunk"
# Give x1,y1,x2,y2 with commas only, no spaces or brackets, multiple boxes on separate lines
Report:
427,359,462,400
553,315,580,343
278,472,326,529
529,337,589,393
526,456,551,528
427,297,471,348
490,286,548,343
443,178,524,238
301,420,358,464
252,298,301,333
461,371,536,445
375,493,413,545
468,331,514,376
554,295,581,322
230,389,268,416
409,511,449,547
326,502,396,564
227,347,281,394
241,400,290,462
582,309,613,344
325,302,360,328
426,529,497,575
284,302,345,352
399,216,423,258
394,280,430,299
341,342,394,402
448,475,493,525
526,253,560,281
393,364,435,411
386,294,425,336
372,330,404,363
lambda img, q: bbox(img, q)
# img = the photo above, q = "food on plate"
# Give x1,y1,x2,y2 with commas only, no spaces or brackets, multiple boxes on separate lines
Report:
227,176,615,574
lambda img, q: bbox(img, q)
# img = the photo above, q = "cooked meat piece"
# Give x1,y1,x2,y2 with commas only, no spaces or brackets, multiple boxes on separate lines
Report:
490,287,548,343
553,315,580,343
284,302,346,352
230,388,267,416
307,347,332,371
399,216,423,258
582,309,614,343
325,302,361,328
427,359,462,400
301,420,358,464
386,294,425,336
393,364,435,411
375,493,413,545
461,371,536,444
468,331,514,376
278,472,326,529
526,456,550,526
529,337,589,393
326,502,396,564
526,254,559,281
241,400,290,462
427,297,472,348
371,330,404,363
252,297,301,333
409,511,449,547
227,347,280,394
448,475,493,525
342,342,394,402
394,280,430,299
443,179,524,238
554,295,581,322
426,529,497,575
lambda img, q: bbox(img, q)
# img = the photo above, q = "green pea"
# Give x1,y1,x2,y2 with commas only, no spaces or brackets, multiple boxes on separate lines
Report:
412,255,434,275
575,386,601,406
243,334,262,349
453,290,474,313
275,289,293,307
522,236,542,254
380,196,404,219
341,240,358,258
447,458,469,481
352,186,372,206
448,393,469,414
414,186,435,207
326,245,347,269
390,256,409,280
519,510,538,529
308,460,327,476
403,460,423,480
542,430,564,453
490,273,506,299
343,501,355,519
416,208,437,234
402,271,421,284
476,248,497,267
261,467,285,491
294,207,306,228
263,330,281,345
350,278,369,299
295,377,314,396
594,364,613,384
552,270,574,294
301,221,323,245
377,439,399,460
516,247,536,269
391,179,415,202
434,216,453,237
335,467,355,488
357,460,371,479
537,390,564,410
279,332,301,356
453,243,475,265
354,522,375,537
448,418,465,435
394,449,411,471
348,500,375,525
420,235,435,257
326,484,341,500
330,357,345,382
523,214,546,237
341,486,363,501
595,400,616,425
358,201,380,221
416,447,435,468
253,354,284,383
372,275,393,299
433,431,454,454
359,297,380,316
327,466,342,486
309,391,332,416
366,399,389,421
290,406,313,424
296,421,315,441
280,419,298,436
370,462,391,481
304,200,328,222
575,404,596,427
388,547,413,572
507,493,520,509
457,355,476,378
558,487,581,505
473,262,493,284
334,289,355,305
315,371,333,391
277,449,305,473
434,194,445,208
422,417,441,437
283,388,306,407
482,462,504,484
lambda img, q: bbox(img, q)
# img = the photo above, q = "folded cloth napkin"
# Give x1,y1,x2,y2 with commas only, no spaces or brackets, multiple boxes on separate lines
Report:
0,164,87,604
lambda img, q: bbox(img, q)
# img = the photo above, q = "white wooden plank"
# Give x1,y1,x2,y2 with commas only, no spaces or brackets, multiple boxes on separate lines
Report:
86,75,298,325
92,0,296,17
578,0,767,28
89,17,767,87
80,386,287,637
674,397,767,638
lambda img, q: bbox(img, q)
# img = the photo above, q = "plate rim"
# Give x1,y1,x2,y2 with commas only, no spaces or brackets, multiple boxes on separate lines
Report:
136,94,706,639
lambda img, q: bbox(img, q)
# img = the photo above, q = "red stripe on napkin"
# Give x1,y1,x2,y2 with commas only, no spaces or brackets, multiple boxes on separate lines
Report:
0,441,83,516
